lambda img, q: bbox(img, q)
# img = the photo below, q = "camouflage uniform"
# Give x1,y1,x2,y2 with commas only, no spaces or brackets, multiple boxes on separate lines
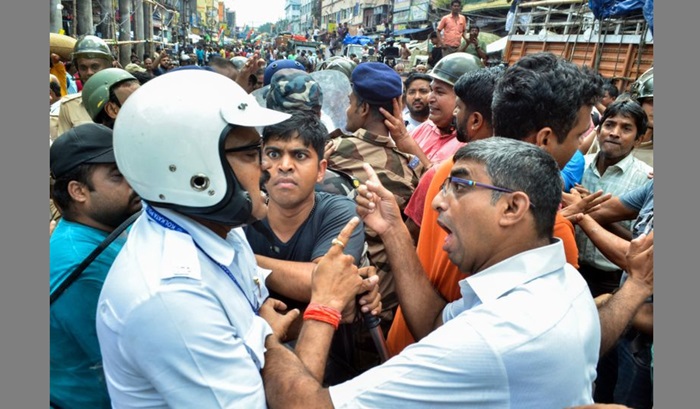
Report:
326,127,425,323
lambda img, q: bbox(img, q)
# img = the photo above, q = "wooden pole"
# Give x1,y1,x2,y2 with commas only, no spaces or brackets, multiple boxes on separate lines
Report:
133,0,145,61
118,0,133,67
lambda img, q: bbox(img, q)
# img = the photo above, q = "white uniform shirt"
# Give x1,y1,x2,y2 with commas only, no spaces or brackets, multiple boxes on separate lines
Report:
96,206,272,408
330,239,600,408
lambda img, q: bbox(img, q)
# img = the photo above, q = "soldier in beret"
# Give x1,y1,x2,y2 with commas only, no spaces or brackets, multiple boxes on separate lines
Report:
324,62,426,334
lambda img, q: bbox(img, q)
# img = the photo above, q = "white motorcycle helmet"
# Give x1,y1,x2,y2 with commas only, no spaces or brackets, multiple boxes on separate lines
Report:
113,69,290,226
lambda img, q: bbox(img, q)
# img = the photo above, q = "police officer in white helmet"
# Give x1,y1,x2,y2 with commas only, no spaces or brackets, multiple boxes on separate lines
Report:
95,69,293,407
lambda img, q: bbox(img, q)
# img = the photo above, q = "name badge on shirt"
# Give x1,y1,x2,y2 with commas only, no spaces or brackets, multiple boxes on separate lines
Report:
409,155,421,169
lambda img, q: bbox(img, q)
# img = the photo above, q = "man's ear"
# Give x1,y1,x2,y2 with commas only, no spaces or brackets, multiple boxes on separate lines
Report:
67,180,89,204
104,101,120,120
358,101,371,122
316,159,328,183
498,191,531,228
534,127,555,148
470,111,484,132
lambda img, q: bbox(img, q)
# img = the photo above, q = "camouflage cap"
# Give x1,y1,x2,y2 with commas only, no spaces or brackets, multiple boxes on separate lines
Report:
265,69,323,112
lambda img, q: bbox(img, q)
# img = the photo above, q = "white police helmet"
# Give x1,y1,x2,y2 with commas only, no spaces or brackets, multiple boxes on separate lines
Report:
113,69,290,225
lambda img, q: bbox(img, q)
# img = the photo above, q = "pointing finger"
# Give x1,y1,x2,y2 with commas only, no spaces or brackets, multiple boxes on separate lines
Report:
328,216,360,255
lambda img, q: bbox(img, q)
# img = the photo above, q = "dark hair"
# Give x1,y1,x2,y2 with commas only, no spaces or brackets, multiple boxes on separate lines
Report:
453,137,562,238
599,98,648,140
50,80,62,98
603,81,619,99
451,0,461,6
131,71,153,85
404,72,432,90
454,67,503,127
51,164,98,220
493,52,603,143
429,31,439,39
262,112,328,160
209,56,235,70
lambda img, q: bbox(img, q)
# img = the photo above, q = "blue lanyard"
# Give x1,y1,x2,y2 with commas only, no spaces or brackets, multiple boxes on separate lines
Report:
145,205,260,314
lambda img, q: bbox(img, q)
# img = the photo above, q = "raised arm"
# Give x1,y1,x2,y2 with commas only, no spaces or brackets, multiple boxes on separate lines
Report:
597,232,653,355
380,98,433,169
356,163,447,339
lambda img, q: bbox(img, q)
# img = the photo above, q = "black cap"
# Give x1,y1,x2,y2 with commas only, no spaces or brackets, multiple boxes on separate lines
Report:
50,123,115,179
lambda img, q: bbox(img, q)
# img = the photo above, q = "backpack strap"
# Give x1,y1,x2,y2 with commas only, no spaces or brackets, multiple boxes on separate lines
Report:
50,210,142,305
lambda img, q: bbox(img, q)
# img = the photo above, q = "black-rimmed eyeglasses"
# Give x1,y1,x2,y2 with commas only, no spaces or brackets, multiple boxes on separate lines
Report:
224,142,263,162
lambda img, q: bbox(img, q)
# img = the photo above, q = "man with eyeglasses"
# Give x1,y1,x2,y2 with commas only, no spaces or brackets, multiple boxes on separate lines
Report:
261,137,601,408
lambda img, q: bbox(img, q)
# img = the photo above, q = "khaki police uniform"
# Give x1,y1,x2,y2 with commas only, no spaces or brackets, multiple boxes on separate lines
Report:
56,92,92,135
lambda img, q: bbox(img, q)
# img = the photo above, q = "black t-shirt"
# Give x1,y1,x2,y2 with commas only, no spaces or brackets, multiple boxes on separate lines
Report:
428,46,443,67
244,191,366,385
244,191,365,308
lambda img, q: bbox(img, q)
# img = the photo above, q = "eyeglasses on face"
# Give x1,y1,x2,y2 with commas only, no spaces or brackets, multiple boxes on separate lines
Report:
441,175,514,196
224,141,263,161
441,176,536,208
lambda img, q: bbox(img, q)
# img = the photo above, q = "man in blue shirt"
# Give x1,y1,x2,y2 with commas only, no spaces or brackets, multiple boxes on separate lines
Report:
50,123,142,408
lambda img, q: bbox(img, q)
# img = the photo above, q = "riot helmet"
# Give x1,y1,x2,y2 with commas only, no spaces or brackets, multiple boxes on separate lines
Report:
428,52,484,87
81,68,137,121
630,67,653,102
320,56,357,81
71,35,113,65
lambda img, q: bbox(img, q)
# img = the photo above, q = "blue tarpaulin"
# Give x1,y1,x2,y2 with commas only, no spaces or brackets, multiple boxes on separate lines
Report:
342,35,374,45
588,0,653,35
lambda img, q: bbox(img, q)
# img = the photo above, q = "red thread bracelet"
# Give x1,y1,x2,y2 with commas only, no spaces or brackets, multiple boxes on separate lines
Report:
303,302,342,330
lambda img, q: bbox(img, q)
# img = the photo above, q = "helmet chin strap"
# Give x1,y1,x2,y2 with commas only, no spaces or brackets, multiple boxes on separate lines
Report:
437,116,457,135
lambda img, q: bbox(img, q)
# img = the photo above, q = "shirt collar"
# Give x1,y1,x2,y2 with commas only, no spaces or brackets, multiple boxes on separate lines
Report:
352,128,396,148
591,150,639,174
460,239,567,303
151,206,237,267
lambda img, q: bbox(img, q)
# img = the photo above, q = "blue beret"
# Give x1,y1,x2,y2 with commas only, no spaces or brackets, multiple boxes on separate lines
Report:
351,62,403,104
263,59,306,86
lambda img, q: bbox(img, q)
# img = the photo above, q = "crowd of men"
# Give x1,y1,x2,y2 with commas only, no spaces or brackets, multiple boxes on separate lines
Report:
49,10,654,407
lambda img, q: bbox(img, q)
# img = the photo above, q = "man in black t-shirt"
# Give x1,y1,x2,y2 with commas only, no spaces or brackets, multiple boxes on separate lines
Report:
244,112,370,385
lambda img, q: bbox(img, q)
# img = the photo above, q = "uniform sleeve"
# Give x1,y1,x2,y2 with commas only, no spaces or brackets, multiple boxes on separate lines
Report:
56,100,73,136
118,286,268,409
